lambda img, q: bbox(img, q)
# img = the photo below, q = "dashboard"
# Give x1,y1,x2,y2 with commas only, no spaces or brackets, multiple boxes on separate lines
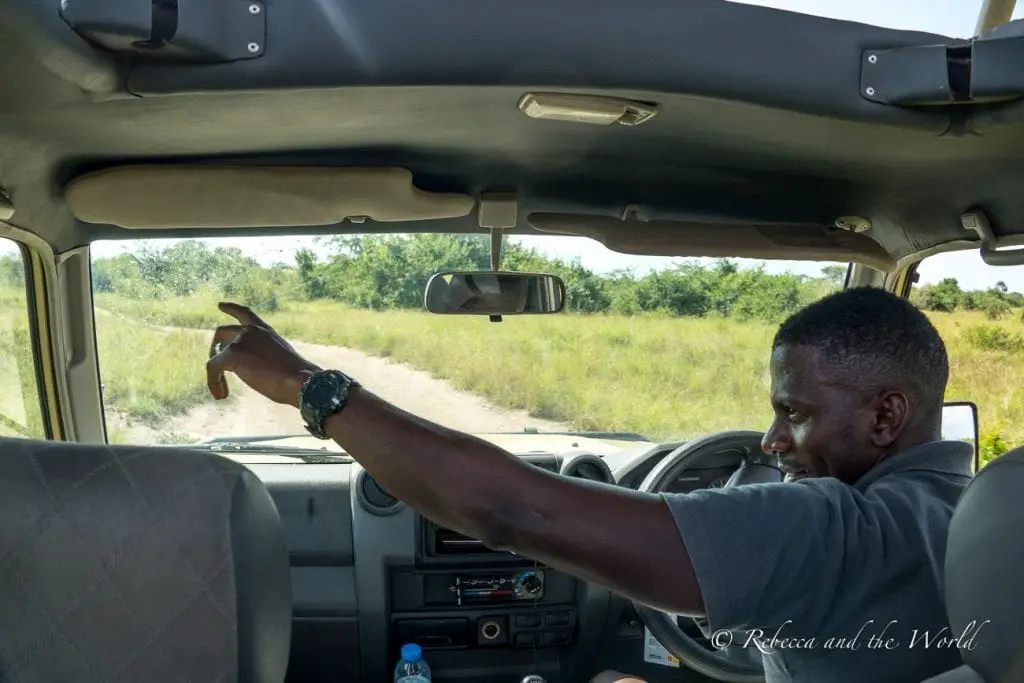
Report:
243,440,748,683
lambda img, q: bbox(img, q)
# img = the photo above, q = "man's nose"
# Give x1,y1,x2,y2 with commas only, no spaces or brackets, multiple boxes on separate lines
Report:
762,424,792,454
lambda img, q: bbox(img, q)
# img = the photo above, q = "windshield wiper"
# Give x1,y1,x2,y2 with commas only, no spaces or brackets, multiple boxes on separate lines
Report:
180,435,351,463
202,433,317,445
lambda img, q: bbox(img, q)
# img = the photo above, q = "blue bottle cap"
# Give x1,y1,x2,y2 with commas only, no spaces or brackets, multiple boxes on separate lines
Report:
401,643,422,662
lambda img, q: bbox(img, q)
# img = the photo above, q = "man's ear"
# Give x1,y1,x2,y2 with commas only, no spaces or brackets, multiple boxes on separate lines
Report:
869,391,908,448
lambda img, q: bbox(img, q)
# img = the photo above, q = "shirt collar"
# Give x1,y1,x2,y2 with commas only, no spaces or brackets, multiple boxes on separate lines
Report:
854,440,974,490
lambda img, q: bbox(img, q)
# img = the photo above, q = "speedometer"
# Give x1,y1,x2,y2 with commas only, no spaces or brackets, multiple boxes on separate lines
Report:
707,477,729,489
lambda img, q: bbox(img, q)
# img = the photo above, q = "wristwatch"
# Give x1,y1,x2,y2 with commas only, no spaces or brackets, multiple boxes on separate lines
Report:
299,370,360,439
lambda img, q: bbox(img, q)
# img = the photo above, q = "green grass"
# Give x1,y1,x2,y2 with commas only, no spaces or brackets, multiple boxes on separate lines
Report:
928,311,1024,452
93,312,215,423
93,292,1024,456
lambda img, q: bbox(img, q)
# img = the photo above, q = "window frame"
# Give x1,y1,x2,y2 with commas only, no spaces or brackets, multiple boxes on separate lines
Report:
1,236,58,440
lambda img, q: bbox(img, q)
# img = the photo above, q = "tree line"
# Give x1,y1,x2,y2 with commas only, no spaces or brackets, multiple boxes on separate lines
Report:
87,235,843,322
910,277,1024,320
2,235,1021,323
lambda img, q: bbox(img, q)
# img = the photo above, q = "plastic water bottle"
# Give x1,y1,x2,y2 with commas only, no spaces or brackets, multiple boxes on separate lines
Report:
394,643,431,683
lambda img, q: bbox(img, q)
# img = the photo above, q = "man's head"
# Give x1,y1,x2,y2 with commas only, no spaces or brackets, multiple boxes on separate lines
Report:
763,286,949,484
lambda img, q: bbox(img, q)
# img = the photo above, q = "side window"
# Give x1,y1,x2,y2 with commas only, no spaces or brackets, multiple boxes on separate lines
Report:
913,250,1024,468
0,238,46,439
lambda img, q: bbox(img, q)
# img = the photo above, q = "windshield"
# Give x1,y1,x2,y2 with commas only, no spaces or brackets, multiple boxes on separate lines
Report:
89,234,846,450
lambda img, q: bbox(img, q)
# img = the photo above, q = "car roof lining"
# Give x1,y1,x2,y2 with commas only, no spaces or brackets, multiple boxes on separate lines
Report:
4,0,1024,270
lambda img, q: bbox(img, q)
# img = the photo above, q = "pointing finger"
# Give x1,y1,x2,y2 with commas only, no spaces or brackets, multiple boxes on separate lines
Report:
218,302,269,328
207,325,246,399
207,345,234,400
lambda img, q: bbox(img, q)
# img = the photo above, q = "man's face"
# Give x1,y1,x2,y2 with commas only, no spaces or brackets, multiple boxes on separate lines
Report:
761,344,885,485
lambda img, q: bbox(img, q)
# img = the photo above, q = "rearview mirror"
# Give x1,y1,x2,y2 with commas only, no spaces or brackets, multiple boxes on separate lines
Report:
424,271,566,315
942,401,979,473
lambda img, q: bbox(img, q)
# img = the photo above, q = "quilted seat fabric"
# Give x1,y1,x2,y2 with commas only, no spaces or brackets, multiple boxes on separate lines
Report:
0,437,291,683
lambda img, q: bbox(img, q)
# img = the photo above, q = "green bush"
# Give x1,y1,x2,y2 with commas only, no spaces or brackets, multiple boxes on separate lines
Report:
963,324,1024,353
979,431,1011,469
223,270,280,312
984,298,1011,320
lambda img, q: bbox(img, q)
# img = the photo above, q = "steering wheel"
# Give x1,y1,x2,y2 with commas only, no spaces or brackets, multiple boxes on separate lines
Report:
633,430,782,683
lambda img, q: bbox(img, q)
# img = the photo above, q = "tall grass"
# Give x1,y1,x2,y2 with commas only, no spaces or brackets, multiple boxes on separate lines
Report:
0,289,46,439
94,312,214,422
929,311,1024,448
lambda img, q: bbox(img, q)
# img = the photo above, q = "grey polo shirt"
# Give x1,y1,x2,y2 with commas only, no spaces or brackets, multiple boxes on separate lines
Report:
662,440,974,683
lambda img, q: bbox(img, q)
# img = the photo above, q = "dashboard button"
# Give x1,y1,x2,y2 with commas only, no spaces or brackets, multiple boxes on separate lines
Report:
515,614,541,628
544,612,570,626
542,630,569,645
515,633,538,647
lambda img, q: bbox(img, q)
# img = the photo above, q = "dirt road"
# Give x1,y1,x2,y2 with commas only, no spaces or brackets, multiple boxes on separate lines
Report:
108,321,569,444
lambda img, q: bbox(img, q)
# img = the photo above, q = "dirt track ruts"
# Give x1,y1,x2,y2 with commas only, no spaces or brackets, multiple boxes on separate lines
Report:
105,313,569,443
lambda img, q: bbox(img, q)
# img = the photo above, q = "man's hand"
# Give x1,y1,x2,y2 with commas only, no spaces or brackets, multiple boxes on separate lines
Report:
206,302,321,407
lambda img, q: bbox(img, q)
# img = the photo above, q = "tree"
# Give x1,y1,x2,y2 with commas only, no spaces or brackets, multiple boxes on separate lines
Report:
0,255,24,287
821,265,847,287
916,278,964,312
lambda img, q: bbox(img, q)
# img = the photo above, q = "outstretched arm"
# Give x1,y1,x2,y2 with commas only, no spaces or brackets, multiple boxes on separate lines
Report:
321,384,702,613
206,303,704,615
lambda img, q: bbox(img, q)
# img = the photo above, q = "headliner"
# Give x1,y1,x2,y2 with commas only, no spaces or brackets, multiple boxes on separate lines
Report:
3,0,1024,267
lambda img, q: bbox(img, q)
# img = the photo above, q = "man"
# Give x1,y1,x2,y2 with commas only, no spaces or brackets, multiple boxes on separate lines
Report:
205,286,973,683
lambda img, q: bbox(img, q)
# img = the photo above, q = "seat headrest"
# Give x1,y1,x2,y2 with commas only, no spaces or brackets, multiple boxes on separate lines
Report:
0,439,291,682
945,446,1024,682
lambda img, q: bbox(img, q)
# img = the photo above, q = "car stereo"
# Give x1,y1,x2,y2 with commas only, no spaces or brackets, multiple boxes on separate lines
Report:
422,568,545,607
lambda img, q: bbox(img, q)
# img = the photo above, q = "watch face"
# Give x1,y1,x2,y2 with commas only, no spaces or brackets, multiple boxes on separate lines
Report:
301,372,352,438
306,372,343,404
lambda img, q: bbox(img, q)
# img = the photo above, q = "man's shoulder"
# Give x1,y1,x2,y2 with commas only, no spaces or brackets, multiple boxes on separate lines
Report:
857,440,974,490
797,462,970,522
665,462,967,535
661,479,845,545
661,447,971,551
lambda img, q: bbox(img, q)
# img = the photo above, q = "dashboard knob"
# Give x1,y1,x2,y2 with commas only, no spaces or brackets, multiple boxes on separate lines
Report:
519,573,542,596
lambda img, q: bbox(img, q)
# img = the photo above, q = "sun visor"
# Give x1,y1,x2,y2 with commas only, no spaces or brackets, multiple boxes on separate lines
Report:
64,166,475,229
528,213,896,272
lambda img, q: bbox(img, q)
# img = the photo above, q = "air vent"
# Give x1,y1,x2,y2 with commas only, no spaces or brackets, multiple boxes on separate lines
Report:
559,453,614,484
356,470,404,516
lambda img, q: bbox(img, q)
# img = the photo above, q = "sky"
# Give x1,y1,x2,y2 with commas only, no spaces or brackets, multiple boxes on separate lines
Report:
9,0,1024,293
